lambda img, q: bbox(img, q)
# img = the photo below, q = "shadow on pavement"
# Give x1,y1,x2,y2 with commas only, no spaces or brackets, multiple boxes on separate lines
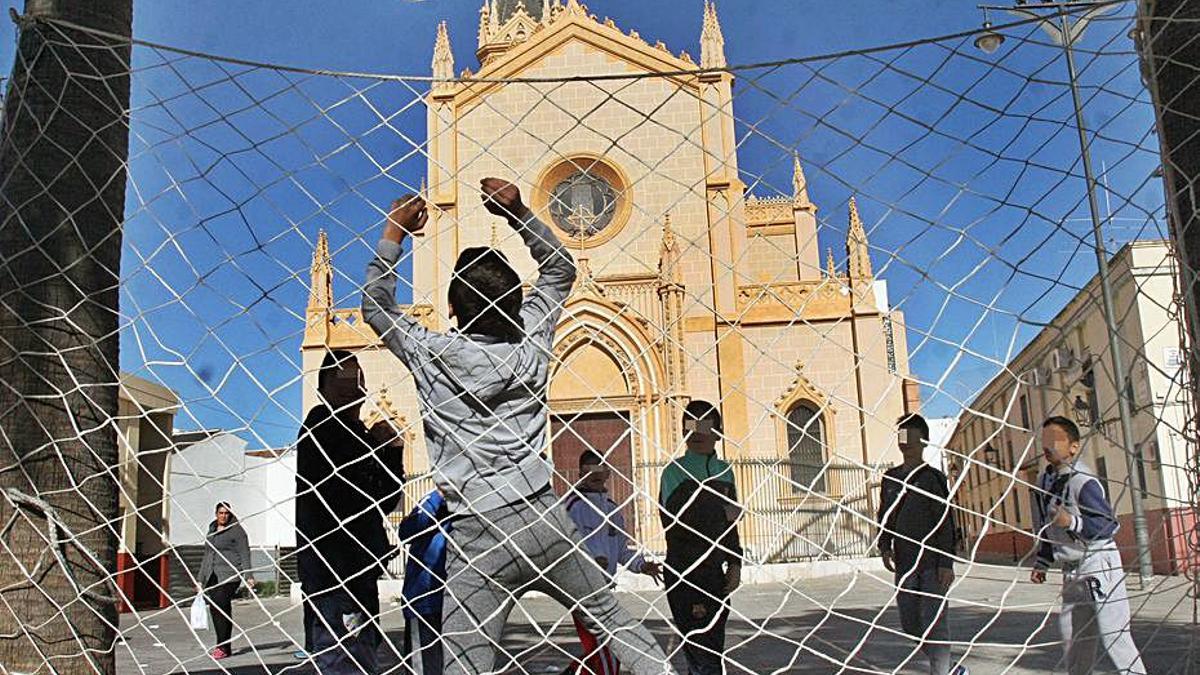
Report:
177,602,1196,675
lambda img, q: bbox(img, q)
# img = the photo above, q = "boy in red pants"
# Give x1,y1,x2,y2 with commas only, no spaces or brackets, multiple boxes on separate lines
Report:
564,450,662,674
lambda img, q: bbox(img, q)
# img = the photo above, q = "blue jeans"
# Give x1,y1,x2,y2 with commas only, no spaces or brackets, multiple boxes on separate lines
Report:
310,582,381,674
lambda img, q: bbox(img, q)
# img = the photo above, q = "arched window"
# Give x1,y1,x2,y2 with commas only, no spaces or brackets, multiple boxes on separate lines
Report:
786,402,826,492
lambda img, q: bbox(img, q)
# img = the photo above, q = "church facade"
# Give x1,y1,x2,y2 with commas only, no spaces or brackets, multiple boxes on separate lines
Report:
301,0,917,561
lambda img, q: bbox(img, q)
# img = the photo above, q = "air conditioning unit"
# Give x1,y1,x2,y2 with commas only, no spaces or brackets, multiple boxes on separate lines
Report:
1051,347,1075,373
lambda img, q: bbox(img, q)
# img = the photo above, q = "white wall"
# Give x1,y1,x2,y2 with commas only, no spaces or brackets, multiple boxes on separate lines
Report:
167,432,296,548
925,417,958,473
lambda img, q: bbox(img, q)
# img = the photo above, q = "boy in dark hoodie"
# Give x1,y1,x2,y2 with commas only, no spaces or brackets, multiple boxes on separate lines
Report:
362,180,674,675
295,350,405,674
876,414,961,675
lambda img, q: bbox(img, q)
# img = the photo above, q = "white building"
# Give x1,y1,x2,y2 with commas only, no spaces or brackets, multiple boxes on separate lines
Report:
924,417,958,473
167,430,296,549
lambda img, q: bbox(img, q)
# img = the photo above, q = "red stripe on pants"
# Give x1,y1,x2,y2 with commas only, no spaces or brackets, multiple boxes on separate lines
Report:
572,613,620,675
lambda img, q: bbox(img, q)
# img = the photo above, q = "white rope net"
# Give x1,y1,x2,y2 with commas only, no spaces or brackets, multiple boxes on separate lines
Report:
0,1,1196,673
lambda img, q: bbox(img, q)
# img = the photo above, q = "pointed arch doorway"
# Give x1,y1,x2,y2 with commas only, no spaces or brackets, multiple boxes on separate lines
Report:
549,324,644,536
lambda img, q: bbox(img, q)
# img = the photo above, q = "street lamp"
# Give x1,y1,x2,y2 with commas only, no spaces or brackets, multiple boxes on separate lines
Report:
974,0,1155,584
974,10,1006,54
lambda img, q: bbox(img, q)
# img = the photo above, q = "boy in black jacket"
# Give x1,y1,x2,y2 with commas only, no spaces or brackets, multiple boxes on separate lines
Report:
876,414,961,675
295,350,405,674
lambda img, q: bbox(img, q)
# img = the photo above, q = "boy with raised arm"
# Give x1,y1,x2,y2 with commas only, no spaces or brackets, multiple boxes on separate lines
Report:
362,181,674,675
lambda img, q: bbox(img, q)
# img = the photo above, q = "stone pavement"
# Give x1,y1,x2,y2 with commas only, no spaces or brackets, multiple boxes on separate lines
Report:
117,564,1198,674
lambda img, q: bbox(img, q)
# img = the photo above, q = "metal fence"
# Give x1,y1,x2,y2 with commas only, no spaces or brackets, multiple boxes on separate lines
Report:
383,460,880,577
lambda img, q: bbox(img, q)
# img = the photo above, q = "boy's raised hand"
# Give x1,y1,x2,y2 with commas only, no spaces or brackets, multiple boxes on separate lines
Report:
369,420,402,449
480,177,528,222
385,193,428,243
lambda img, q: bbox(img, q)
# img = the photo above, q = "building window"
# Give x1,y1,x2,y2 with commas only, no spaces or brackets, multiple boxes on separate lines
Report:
1019,395,1030,430
1025,468,1039,529
534,155,631,247
786,402,827,492
1095,455,1109,499
1135,452,1148,493
1012,476,1021,525
549,171,618,238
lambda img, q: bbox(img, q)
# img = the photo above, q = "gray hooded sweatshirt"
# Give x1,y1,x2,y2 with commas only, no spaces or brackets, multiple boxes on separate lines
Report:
362,212,576,515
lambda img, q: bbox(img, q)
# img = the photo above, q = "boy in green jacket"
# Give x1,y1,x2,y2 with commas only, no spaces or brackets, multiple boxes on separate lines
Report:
659,400,742,674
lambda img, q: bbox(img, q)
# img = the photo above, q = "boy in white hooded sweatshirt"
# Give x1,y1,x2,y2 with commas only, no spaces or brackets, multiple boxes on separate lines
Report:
1031,416,1145,674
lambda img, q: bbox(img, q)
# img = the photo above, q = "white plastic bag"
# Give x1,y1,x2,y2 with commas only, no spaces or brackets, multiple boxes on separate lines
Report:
190,594,208,631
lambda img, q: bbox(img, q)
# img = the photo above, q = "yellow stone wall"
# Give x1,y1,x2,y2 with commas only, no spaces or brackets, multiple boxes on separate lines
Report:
300,8,915,544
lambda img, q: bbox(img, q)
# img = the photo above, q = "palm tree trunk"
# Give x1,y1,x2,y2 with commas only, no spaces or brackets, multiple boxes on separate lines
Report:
0,1,133,672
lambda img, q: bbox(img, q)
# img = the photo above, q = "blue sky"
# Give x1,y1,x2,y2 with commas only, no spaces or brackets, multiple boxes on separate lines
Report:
0,1,1164,450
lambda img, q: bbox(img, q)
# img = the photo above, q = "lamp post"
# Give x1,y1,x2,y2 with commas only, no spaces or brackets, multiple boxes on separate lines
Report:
975,0,1155,583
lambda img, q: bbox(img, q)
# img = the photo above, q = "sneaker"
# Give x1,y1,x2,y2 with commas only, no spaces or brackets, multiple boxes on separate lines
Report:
951,666,970,675
293,650,308,660
210,647,228,660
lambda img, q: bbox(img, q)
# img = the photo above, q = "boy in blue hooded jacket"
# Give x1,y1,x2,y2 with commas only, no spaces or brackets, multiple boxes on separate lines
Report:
397,489,451,675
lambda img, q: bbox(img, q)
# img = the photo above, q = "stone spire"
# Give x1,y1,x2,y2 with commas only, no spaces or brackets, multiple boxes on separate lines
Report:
846,197,873,280
478,1,491,50
308,230,332,311
432,22,455,94
489,0,500,33
792,153,814,211
658,214,683,286
542,0,552,21
700,1,727,69
826,247,837,278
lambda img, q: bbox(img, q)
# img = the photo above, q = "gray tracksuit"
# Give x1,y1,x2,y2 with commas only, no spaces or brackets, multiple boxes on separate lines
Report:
363,212,675,675
1034,461,1145,674
363,213,569,516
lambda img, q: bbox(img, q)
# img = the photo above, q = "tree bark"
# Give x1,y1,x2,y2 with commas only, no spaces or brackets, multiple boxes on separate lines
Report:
0,1,133,672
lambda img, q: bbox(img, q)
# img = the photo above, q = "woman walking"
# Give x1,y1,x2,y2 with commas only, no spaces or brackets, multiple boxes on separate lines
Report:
197,502,255,660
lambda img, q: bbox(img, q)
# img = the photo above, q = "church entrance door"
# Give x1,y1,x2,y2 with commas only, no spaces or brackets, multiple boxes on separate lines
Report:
549,411,637,537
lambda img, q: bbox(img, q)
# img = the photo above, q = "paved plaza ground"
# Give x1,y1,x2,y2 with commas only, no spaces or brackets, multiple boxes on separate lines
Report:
118,564,1198,674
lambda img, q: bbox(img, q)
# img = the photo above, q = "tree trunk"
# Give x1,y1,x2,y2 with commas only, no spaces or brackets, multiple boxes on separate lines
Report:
1138,2,1200,430
0,1,133,672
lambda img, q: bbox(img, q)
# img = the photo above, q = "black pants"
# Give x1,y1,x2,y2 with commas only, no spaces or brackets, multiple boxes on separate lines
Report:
665,564,729,675
302,594,316,652
205,574,240,652
402,612,444,675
